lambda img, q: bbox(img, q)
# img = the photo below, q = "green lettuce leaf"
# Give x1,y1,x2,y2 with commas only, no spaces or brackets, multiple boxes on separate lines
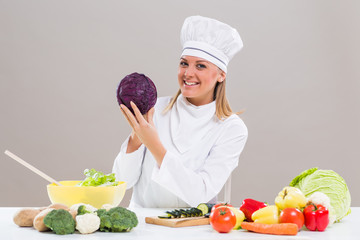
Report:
77,168,118,187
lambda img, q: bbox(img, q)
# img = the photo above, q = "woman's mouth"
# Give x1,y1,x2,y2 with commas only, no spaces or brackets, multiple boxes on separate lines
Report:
184,80,199,86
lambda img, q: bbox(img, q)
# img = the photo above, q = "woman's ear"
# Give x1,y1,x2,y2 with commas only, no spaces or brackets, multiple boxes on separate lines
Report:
218,70,226,82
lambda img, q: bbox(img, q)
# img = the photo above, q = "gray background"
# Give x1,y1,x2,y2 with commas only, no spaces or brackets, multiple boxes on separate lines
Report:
1,0,359,207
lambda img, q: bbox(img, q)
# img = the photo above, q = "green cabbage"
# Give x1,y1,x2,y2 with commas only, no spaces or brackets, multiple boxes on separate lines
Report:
290,167,351,222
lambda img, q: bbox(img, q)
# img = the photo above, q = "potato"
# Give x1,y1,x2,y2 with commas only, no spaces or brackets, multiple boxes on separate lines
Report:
47,203,69,211
13,208,41,227
33,208,54,232
38,206,48,211
69,209,77,220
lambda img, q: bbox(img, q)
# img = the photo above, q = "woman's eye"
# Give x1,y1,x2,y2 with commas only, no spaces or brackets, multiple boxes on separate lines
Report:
180,61,188,67
197,64,206,69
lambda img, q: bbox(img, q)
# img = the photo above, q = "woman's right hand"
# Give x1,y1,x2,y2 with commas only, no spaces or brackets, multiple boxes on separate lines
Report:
120,102,166,166
120,102,158,148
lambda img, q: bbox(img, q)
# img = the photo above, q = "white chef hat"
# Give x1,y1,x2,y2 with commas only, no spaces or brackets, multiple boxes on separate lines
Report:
180,15,243,73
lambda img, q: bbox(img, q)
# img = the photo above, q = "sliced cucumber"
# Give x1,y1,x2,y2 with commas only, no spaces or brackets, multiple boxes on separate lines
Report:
197,203,215,215
158,213,172,219
173,210,182,218
193,208,203,217
157,207,205,219
180,209,189,217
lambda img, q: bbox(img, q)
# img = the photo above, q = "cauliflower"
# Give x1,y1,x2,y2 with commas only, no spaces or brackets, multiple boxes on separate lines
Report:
101,204,115,211
307,192,336,225
307,192,331,209
70,203,97,213
75,213,100,234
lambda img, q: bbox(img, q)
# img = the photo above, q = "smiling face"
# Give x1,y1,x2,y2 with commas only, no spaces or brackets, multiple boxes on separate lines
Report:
178,56,226,106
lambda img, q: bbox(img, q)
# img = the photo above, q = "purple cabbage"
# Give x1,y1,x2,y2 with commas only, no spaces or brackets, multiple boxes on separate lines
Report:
116,72,157,115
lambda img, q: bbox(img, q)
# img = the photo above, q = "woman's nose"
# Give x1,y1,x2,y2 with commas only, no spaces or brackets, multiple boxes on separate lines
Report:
184,66,195,77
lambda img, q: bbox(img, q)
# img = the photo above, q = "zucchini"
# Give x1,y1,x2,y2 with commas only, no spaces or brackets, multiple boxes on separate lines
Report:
197,203,215,215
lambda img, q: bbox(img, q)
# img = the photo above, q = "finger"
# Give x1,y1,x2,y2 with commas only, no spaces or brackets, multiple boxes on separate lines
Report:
121,104,139,128
147,107,155,125
130,101,146,125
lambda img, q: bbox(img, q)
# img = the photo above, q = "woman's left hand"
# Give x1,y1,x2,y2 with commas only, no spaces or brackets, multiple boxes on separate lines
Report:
120,102,166,166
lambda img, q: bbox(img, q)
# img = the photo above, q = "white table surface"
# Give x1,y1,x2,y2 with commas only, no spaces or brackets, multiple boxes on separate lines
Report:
0,207,358,240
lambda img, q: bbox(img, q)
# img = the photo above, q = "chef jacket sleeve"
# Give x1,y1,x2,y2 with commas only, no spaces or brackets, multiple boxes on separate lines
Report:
112,135,146,189
151,121,248,207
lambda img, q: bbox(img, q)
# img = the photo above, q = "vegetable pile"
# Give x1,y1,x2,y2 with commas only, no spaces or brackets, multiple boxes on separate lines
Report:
116,72,157,115
13,203,138,235
13,167,351,237
192,167,351,236
77,168,119,187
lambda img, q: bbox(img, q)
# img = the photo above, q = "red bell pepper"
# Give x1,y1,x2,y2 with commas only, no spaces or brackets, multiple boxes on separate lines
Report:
239,198,267,221
303,204,329,231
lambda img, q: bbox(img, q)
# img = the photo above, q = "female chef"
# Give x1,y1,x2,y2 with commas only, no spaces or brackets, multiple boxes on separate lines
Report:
113,16,248,208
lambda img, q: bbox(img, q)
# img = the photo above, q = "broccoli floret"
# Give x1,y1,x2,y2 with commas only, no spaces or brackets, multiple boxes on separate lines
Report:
43,209,76,235
96,208,107,217
98,207,138,232
78,205,92,215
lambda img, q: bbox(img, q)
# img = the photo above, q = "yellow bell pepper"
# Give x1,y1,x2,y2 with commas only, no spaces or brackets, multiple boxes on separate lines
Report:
251,205,279,224
229,207,245,230
275,186,307,210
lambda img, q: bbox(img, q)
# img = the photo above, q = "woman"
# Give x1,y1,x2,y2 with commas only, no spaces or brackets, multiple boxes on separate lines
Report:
113,16,248,208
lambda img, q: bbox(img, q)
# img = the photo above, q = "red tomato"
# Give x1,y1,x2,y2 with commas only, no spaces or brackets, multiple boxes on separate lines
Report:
209,206,236,233
279,208,305,230
211,203,233,213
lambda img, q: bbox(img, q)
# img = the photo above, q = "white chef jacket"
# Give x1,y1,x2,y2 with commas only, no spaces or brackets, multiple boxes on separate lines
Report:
112,94,248,208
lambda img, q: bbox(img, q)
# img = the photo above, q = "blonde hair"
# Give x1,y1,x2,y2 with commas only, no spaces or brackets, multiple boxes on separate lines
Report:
163,79,242,120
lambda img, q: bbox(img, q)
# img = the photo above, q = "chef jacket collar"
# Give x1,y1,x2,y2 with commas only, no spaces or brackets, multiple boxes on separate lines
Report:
170,94,218,154
179,94,216,118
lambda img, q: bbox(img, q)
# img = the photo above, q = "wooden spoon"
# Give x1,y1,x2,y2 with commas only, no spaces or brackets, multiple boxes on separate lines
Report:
4,150,63,186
